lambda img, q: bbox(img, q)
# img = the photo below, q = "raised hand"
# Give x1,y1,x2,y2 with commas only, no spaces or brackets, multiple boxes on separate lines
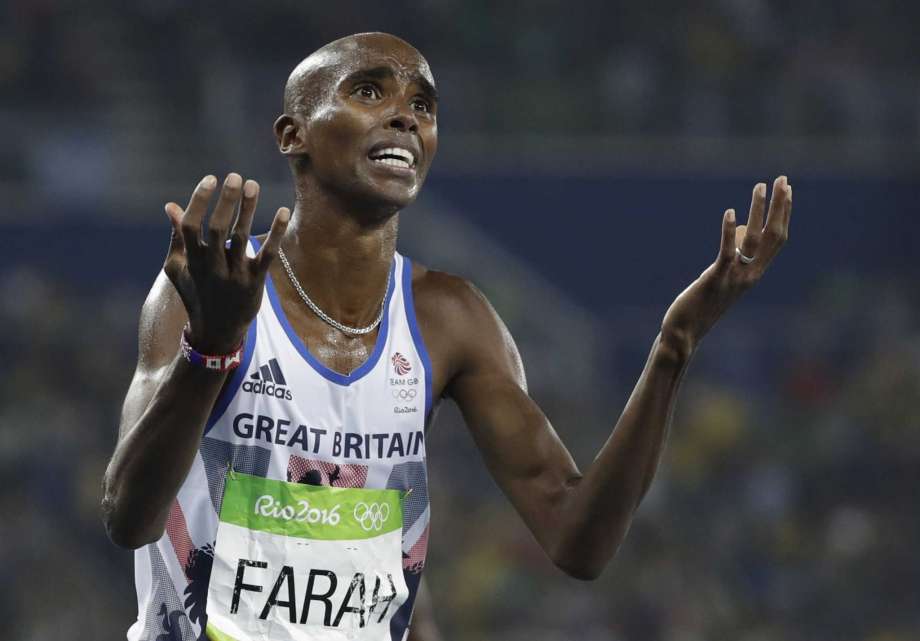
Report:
163,173,290,354
661,176,792,357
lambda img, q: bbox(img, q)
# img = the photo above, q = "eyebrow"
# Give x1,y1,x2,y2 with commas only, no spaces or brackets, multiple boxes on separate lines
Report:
342,65,439,102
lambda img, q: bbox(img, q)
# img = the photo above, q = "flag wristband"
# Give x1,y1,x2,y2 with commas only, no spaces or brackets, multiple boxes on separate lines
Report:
179,324,244,371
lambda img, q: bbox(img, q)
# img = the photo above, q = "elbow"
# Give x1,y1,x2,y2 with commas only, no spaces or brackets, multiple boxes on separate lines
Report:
105,520,160,550
103,506,162,549
550,529,623,581
553,556,605,582
550,538,608,581
101,484,163,550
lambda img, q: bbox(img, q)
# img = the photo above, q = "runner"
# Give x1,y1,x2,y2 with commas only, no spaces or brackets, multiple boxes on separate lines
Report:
102,32,792,641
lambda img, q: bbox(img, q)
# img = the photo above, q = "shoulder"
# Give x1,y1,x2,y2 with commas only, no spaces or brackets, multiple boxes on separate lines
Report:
407,259,522,385
409,260,497,332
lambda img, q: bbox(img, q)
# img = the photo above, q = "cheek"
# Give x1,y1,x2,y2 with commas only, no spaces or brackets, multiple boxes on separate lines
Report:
426,124,438,157
420,126,438,173
308,105,369,161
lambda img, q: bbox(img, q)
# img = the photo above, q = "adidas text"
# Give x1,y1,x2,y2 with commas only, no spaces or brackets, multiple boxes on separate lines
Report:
242,379,294,400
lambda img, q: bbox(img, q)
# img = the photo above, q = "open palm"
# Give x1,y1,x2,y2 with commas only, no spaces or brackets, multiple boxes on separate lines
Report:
662,176,793,356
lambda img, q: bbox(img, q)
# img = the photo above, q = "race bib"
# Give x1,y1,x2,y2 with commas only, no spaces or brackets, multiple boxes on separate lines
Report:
206,472,408,641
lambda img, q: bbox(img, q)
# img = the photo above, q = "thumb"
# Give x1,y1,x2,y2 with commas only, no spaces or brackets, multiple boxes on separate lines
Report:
164,202,186,268
255,207,291,273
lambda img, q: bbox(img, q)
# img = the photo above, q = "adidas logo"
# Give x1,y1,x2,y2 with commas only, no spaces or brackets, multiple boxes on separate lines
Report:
242,358,294,400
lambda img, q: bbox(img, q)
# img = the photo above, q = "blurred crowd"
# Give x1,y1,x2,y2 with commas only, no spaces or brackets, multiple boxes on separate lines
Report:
1,0,918,196
4,0,918,135
426,272,920,641
2,1,918,640
4,261,918,640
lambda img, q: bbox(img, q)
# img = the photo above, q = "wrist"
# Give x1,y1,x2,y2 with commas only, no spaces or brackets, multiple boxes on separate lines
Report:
656,325,698,365
185,323,247,356
180,324,244,371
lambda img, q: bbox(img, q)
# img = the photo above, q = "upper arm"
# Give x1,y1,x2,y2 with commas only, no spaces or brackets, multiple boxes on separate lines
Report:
442,279,581,551
118,270,188,441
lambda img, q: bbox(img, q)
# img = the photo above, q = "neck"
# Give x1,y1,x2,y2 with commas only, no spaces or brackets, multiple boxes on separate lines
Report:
277,179,399,329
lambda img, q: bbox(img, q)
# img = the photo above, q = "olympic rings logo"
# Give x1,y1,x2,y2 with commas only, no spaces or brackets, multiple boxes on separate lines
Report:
353,502,390,531
391,388,417,401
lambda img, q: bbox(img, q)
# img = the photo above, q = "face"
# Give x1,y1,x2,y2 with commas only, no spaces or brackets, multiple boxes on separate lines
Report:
282,36,439,211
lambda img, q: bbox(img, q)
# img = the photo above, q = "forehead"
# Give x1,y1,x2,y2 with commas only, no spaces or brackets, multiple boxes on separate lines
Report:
285,35,436,113
330,37,435,88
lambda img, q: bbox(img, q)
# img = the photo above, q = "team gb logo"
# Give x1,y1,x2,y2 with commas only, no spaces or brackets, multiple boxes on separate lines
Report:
391,352,412,376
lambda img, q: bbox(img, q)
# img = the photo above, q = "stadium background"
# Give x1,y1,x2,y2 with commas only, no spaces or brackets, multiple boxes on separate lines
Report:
3,2,918,640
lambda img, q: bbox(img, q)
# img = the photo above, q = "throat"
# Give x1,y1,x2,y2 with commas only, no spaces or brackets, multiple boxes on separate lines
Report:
302,317,380,377
271,261,389,377
275,247,393,335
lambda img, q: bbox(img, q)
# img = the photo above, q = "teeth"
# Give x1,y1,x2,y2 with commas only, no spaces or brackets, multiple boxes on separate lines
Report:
373,157,411,169
370,146,415,166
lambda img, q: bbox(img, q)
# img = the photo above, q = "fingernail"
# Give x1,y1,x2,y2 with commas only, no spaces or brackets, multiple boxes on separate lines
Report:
243,180,258,198
727,209,735,222
226,173,242,188
280,208,291,223
201,175,217,189
757,183,766,197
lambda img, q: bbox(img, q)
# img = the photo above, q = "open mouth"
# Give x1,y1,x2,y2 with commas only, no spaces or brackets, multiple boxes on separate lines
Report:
368,146,416,170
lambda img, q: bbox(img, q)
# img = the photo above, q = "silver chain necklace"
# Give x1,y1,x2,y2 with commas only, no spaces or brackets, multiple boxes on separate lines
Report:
277,247,390,336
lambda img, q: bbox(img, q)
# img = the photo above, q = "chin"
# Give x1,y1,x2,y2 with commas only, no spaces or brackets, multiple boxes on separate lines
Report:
378,184,420,210
349,174,423,213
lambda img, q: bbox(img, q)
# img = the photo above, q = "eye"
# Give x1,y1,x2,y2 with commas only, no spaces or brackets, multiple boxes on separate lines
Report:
411,98,432,113
353,83,381,100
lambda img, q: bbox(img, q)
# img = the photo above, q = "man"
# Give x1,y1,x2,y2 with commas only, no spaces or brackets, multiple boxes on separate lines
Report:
102,32,792,641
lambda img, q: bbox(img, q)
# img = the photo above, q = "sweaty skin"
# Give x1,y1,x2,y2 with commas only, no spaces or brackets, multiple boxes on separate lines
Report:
102,32,791,639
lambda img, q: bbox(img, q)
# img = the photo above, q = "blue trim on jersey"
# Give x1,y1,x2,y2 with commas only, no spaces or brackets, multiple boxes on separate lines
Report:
390,570,422,641
204,318,257,435
252,236,397,387
401,257,434,420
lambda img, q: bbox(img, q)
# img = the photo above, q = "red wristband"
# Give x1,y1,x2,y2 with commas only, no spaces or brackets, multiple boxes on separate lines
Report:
179,324,244,371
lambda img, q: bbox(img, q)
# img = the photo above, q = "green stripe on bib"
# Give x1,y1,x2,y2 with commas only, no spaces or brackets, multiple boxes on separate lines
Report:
205,622,241,641
219,472,403,541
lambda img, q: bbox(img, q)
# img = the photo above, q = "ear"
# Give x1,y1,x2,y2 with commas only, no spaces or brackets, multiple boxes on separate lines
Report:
273,114,308,156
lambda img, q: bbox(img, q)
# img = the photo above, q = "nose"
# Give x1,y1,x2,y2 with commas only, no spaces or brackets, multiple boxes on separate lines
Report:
387,109,419,134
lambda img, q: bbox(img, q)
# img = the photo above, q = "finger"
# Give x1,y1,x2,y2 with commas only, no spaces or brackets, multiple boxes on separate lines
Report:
740,182,767,259
718,208,737,267
783,183,793,229
163,203,186,274
254,207,291,273
180,175,218,254
206,173,243,252
764,175,788,235
762,175,790,256
734,224,748,253
229,179,260,265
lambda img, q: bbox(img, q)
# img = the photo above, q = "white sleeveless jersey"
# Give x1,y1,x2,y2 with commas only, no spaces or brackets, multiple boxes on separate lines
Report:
128,243,432,641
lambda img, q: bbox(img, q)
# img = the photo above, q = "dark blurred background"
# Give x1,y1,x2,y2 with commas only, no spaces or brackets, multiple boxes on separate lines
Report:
3,1,919,640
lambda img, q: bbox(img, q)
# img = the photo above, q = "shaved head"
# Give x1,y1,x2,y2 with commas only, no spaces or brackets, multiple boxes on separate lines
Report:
283,32,435,117
273,31,438,211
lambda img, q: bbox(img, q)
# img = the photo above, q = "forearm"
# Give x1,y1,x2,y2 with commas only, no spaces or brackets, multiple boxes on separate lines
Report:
553,332,691,579
103,355,228,548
